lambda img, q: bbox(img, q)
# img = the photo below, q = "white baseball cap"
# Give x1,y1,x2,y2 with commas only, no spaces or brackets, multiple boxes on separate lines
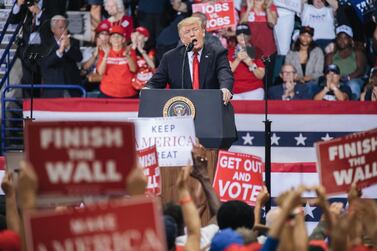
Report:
336,25,353,38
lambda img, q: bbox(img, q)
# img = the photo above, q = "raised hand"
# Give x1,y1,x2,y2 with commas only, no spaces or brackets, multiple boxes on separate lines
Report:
17,0,25,6
17,161,38,209
237,50,248,61
101,43,111,56
1,171,15,198
256,185,270,206
126,163,147,196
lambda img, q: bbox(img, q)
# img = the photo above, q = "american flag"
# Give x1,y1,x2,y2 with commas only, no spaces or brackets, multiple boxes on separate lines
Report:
20,98,377,231
229,100,377,231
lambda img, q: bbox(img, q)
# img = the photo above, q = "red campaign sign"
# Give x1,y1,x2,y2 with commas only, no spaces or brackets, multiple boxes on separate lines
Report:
192,0,236,31
24,196,166,251
315,128,377,195
24,121,136,197
137,145,161,195
213,150,264,206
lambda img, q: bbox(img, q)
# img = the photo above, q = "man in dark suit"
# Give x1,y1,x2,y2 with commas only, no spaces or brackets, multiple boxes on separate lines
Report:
268,64,311,100
10,0,68,79
145,16,234,104
9,0,52,97
40,15,82,97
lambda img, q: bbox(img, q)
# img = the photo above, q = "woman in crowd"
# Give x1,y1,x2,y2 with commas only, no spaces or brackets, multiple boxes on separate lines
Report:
300,0,338,50
102,0,134,41
228,23,265,100
240,0,277,86
361,67,377,101
240,0,277,59
285,26,324,96
131,26,156,90
81,21,111,91
97,25,137,98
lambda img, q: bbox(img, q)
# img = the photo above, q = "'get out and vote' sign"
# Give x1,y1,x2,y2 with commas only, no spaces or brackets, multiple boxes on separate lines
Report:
315,128,377,195
24,197,166,251
24,121,136,197
192,0,236,31
213,150,264,206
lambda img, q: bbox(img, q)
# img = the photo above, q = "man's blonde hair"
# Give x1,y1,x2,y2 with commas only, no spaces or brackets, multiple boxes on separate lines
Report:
177,16,203,33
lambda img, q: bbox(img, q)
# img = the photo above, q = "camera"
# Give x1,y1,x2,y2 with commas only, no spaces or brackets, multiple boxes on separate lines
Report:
25,0,39,7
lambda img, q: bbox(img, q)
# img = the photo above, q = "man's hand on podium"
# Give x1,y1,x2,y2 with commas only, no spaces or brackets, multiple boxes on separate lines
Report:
221,88,232,105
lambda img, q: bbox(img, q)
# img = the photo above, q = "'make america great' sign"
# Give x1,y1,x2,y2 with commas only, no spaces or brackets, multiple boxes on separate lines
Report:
24,121,136,197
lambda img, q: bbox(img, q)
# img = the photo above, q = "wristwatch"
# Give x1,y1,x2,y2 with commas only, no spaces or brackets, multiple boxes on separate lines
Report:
249,64,257,72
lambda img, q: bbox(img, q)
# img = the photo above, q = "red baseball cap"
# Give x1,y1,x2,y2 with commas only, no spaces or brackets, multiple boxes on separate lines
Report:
225,243,262,251
110,25,126,36
136,26,150,38
95,20,110,34
0,230,21,251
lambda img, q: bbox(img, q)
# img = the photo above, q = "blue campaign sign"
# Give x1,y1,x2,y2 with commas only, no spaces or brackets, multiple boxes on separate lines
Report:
349,0,376,22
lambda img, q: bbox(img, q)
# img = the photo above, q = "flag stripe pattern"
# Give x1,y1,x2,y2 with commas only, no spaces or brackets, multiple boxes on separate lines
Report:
23,99,377,228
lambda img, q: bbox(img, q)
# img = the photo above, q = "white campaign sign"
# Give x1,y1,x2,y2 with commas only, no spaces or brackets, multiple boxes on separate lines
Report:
273,0,301,13
131,117,196,167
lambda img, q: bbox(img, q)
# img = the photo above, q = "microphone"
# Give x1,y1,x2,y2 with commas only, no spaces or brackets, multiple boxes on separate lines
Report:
181,39,197,89
186,39,197,52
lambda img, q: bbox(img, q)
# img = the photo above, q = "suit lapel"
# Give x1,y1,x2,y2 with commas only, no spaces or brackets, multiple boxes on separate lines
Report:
179,47,192,89
199,45,210,88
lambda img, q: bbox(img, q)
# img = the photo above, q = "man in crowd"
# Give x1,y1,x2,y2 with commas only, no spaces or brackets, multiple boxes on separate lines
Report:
145,16,234,104
9,0,69,84
40,15,82,98
9,0,51,96
268,64,311,100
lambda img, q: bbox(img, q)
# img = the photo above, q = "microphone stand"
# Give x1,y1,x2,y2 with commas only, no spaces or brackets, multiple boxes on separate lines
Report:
181,46,189,89
181,41,195,89
262,55,272,213
26,52,40,121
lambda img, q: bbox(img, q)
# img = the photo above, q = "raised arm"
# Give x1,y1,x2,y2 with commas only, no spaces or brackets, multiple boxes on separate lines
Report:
253,185,270,230
261,187,304,251
17,161,38,251
177,166,201,251
190,142,221,218
126,162,147,196
1,172,20,234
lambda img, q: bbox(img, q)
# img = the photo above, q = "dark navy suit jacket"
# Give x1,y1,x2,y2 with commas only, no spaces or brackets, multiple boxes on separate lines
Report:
146,43,234,92
268,82,312,100
40,36,82,97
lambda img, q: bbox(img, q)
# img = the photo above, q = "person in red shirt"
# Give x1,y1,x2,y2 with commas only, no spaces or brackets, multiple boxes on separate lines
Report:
131,26,156,90
102,0,134,41
228,24,265,100
97,25,138,98
240,0,278,59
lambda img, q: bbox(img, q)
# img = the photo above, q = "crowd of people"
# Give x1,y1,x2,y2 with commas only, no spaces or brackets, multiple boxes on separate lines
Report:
1,0,377,250
7,0,377,101
0,142,376,251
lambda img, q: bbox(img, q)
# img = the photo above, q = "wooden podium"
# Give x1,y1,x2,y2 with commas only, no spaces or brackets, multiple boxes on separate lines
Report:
138,89,237,224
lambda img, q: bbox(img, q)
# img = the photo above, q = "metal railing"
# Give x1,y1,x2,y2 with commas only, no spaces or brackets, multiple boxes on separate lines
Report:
1,84,86,154
0,1,22,89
